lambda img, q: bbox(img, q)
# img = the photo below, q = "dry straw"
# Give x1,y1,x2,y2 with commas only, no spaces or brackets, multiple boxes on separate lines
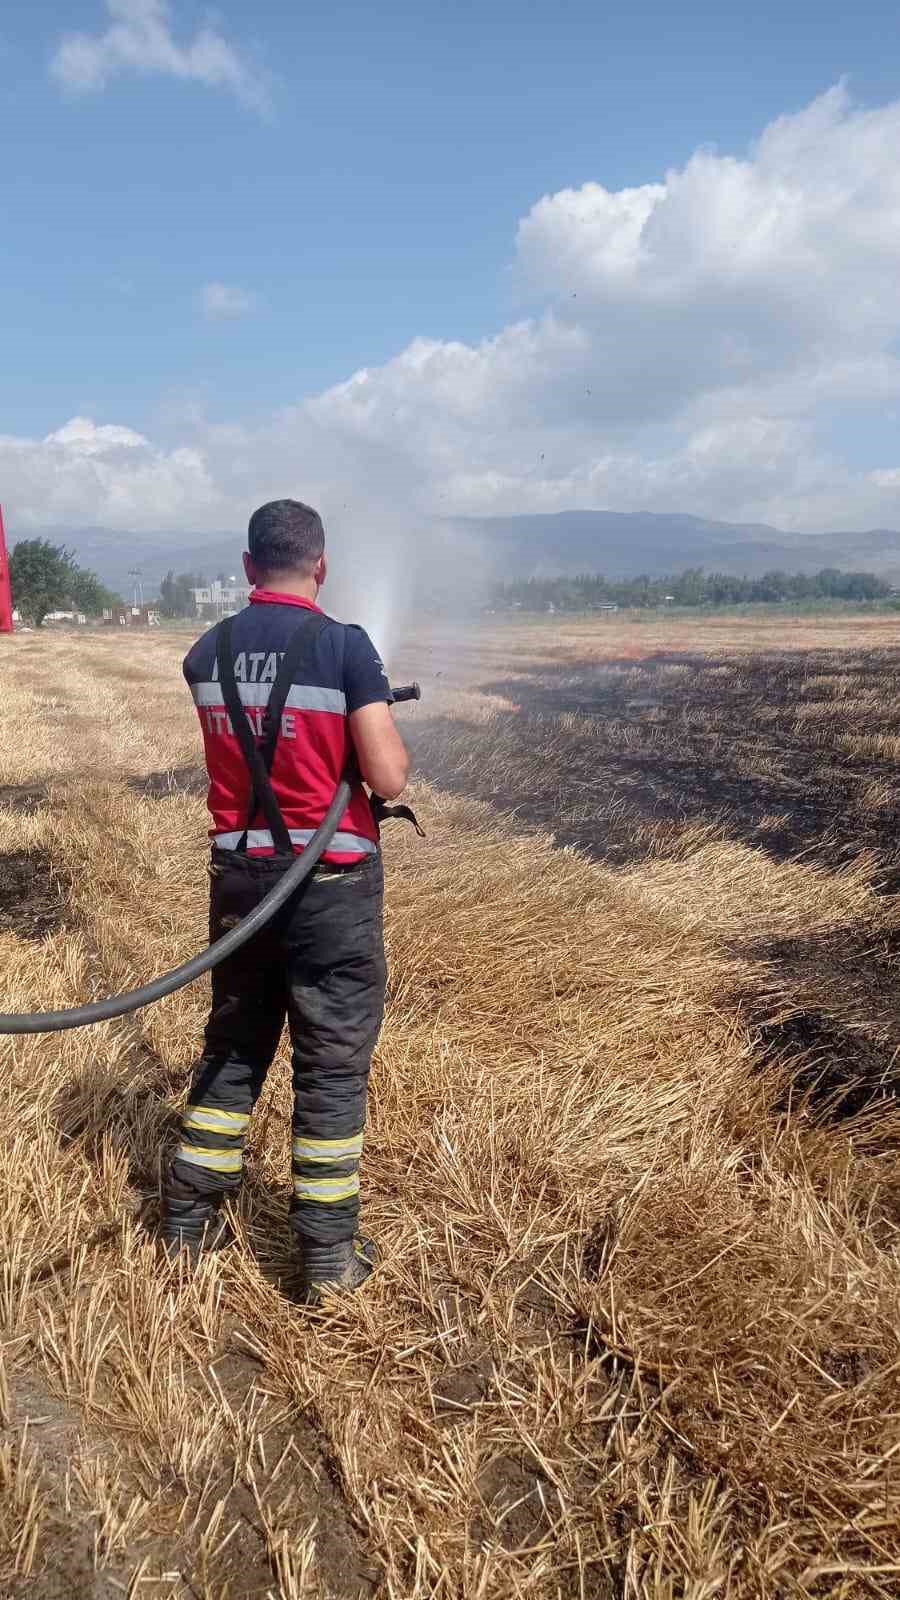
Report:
0,623,897,1597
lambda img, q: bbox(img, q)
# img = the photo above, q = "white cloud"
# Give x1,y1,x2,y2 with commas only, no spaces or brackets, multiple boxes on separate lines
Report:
7,86,900,543
45,417,148,454
0,417,223,532
201,282,258,320
50,0,269,115
297,83,900,532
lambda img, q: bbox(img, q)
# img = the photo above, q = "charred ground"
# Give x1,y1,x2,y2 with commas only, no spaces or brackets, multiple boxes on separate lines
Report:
406,641,900,1128
407,645,900,874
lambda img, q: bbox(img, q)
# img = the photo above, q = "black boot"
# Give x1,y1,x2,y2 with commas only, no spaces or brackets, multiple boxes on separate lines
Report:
298,1234,378,1302
160,1173,227,1265
353,1234,378,1268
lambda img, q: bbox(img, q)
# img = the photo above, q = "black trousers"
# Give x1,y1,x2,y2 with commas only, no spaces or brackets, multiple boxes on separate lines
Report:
170,848,386,1245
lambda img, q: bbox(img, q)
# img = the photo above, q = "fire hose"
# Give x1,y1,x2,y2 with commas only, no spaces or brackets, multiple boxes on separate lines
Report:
0,684,421,1037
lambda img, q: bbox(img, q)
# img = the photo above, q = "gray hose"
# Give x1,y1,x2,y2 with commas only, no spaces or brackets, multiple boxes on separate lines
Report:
0,780,351,1036
0,684,422,1038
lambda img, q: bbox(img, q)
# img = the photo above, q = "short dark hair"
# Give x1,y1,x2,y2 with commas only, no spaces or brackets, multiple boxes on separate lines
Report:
247,499,325,576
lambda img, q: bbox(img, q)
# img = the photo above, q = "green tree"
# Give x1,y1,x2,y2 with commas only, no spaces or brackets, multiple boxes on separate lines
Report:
159,570,202,618
159,571,178,617
68,565,120,616
9,539,117,627
488,564,892,613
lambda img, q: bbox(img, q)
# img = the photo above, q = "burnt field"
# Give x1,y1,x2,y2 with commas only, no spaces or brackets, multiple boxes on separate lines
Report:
0,619,899,1599
407,645,900,876
408,635,900,1125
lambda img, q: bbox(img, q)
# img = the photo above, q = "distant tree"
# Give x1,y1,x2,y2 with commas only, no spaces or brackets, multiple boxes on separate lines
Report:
835,569,889,600
68,565,120,617
9,539,116,627
159,571,177,617
671,567,706,606
159,571,202,618
488,565,892,613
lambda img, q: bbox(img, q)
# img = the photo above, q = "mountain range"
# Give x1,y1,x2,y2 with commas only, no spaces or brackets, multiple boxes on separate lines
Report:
459,512,900,583
33,511,900,597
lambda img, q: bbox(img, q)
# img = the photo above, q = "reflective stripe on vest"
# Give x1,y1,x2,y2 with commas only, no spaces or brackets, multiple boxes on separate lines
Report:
191,681,346,714
213,827,377,855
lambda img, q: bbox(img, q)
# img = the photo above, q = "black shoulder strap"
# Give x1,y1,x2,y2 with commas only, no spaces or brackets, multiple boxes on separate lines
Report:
216,616,293,855
215,610,331,855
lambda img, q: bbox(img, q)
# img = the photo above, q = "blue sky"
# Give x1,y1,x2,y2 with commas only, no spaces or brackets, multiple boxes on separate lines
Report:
2,0,900,538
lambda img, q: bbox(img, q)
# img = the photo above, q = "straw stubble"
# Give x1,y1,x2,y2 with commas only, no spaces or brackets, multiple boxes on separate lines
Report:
0,621,897,1597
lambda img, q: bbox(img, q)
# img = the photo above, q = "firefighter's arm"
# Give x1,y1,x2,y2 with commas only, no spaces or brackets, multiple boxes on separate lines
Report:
349,702,410,800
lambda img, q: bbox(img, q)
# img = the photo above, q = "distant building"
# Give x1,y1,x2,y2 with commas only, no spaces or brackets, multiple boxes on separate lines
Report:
45,610,88,625
103,605,161,627
190,579,251,618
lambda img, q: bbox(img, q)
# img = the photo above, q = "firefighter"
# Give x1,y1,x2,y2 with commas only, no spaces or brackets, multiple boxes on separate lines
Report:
160,499,410,1299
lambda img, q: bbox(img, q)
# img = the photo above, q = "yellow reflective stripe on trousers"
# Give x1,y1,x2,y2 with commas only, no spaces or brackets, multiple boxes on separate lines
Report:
176,1144,243,1174
292,1133,363,1162
184,1106,250,1134
292,1174,360,1202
